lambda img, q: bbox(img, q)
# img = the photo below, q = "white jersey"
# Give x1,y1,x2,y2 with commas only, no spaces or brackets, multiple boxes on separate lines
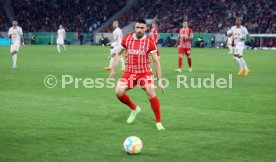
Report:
226,29,233,45
113,27,123,48
230,25,248,45
8,26,23,45
57,29,66,40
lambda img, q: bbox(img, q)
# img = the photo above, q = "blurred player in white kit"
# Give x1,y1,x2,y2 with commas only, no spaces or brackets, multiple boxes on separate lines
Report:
8,20,24,68
105,20,125,71
230,17,250,76
226,29,233,54
56,25,67,53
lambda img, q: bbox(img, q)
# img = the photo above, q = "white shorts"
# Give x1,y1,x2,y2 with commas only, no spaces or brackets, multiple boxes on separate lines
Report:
10,44,20,53
110,46,119,57
234,42,245,56
56,39,64,45
110,47,116,57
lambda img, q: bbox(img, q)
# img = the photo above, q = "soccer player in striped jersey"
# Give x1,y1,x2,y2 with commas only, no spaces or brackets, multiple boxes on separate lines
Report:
109,19,165,130
175,20,193,72
149,22,160,57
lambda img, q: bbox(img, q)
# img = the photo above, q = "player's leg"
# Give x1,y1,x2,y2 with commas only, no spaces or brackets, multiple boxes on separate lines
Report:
233,44,244,75
233,53,243,75
139,74,165,130
237,45,250,75
10,45,18,68
57,43,61,53
116,74,140,123
109,53,115,69
228,44,233,54
105,48,115,70
185,49,192,72
62,42,67,52
175,48,184,72
119,56,125,72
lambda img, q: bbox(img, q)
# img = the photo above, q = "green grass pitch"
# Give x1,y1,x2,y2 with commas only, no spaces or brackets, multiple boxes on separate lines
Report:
0,45,275,162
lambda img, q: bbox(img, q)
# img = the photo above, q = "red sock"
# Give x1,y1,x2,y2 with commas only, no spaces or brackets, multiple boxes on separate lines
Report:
117,94,136,110
149,96,161,123
178,57,182,69
187,57,192,68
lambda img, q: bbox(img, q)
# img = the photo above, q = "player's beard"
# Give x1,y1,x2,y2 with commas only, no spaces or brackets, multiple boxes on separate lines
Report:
136,32,144,39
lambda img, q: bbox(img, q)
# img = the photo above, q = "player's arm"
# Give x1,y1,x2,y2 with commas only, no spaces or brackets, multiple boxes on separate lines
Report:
20,28,24,45
174,36,180,47
152,52,164,94
189,32,193,39
187,30,193,40
109,47,124,78
7,29,11,38
241,28,249,41
156,32,159,43
21,33,24,45
107,35,118,45
63,31,66,40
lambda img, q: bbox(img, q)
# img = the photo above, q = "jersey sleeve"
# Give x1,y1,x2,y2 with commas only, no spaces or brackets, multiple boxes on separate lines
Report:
8,28,11,35
148,37,157,54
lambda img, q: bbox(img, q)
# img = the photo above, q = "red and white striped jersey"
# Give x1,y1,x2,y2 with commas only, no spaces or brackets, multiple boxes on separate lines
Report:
179,28,193,49
121,33,157,74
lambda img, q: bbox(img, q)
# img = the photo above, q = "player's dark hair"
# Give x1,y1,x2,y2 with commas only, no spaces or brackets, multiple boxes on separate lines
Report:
136,18,147,24
183,19,188,22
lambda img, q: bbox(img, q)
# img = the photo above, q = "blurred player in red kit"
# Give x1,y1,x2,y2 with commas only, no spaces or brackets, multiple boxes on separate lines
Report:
175,20,193,72
149,22,160,57
109,19,165,130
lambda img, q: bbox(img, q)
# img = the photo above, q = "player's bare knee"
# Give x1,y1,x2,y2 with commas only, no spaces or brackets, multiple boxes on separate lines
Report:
147,93,156,99
115,83,127,97
145,85,156,99
115,88,124,97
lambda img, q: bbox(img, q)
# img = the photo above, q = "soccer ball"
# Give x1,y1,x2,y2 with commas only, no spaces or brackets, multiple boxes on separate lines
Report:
123,136,143,154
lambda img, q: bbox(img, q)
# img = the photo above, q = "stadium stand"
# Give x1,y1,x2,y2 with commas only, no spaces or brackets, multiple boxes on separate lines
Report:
0,9,9,32
8,0,126,32
1,0,275,34
101,0,276,34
